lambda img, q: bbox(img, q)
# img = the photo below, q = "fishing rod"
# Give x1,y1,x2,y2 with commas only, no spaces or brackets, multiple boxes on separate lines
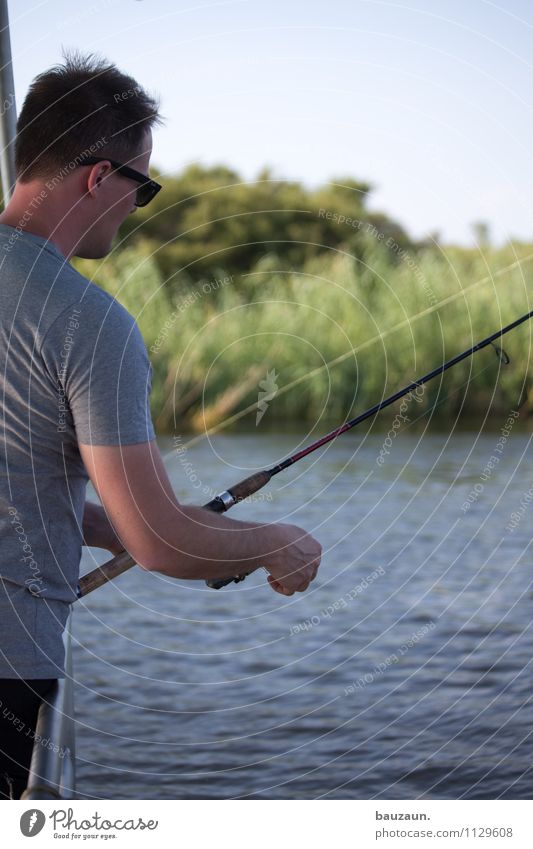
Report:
77,308,533,598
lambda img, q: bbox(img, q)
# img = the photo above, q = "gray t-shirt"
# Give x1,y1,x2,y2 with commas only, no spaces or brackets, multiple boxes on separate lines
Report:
0,223,155,678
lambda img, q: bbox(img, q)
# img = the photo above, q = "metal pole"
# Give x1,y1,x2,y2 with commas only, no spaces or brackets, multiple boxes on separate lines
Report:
0,0,16,202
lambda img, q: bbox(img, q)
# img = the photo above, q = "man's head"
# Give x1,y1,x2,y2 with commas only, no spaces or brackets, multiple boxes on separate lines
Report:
9,51,163,258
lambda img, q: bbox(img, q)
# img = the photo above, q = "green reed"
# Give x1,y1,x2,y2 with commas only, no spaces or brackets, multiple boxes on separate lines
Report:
74,239,533,432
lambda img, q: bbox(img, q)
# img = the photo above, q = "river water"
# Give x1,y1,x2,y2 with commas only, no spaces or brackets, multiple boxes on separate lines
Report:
73,428,533,799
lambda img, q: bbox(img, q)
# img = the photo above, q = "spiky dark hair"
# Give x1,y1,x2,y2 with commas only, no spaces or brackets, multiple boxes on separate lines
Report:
15,50,163,181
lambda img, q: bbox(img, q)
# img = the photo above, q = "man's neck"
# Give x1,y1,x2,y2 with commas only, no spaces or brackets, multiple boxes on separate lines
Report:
0,180,80,259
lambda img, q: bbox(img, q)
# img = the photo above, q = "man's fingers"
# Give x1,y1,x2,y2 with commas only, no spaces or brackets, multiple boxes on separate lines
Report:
267,557,320,595
267,575,294,596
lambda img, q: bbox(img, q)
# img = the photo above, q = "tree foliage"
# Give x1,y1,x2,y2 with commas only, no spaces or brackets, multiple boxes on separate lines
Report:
118,163,413,293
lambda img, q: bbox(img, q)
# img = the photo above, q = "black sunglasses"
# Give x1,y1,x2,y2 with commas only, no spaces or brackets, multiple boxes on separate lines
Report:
80,156,162,207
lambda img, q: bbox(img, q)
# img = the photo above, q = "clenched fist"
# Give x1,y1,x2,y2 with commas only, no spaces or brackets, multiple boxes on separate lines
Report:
264,523,322,596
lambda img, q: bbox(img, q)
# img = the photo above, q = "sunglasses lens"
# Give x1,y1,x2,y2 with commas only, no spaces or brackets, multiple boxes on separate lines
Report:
135,187,148,207
135,182,158,207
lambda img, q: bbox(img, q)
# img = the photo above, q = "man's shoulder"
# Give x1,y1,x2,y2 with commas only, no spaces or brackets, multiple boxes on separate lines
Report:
0,224,132,320
38,272,147,384
43,262,137,342
67,266,133,322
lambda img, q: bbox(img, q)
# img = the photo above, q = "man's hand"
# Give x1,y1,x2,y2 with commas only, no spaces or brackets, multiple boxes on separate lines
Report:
264,523,322,596
82,501,124,556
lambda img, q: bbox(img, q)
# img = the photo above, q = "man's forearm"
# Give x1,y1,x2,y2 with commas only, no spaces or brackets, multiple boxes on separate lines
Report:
78,441,320,591
82,499,318,595
82,501,123,554
85,498,296,584
135,503,292,582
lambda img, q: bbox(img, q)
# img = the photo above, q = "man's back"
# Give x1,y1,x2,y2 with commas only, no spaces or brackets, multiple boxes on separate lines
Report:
0,223,155,678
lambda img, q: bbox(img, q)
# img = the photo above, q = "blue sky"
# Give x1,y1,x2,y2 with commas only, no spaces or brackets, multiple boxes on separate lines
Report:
6,0,533,245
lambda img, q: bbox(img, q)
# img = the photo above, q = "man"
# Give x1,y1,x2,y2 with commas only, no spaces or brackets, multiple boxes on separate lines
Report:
0,53,321,799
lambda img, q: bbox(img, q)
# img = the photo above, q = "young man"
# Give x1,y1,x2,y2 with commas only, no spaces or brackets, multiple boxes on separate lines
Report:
0,53,321,799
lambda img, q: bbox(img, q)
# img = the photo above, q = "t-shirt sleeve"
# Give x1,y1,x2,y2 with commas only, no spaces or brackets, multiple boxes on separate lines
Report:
40,295,156,446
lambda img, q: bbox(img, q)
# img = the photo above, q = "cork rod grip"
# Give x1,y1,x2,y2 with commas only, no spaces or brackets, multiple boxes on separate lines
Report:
77,550,135,598
228,469,272,503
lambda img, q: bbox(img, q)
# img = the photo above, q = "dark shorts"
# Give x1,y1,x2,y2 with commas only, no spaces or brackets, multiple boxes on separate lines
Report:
0,678,56,799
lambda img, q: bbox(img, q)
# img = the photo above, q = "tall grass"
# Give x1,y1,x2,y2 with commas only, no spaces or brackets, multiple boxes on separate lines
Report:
75,239,533,433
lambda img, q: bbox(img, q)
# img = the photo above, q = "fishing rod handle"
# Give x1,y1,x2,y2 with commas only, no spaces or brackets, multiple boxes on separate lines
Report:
77,549,135,598
204,469,272,589
203,469,272,513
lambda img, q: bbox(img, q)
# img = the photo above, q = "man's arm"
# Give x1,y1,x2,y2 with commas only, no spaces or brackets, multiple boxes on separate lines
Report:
78,440,321,596
82,501,124,555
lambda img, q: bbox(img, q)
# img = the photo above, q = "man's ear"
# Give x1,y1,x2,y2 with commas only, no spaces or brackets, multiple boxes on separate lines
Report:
85,161,112,200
